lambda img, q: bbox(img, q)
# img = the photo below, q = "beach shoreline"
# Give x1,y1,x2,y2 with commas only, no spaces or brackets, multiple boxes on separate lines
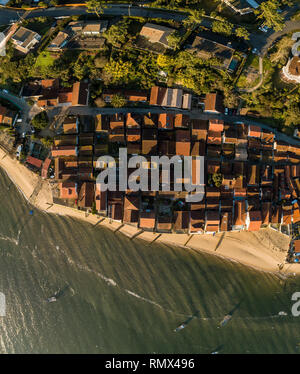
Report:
0,147,298,276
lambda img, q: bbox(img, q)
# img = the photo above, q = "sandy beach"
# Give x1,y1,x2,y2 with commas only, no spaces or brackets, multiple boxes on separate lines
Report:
0,147,298,276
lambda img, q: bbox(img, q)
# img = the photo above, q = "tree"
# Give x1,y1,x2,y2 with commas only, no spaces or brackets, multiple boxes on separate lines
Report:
167,31,181,49
157,54,174,69
86,0,107,18
104,60,133,84
255,0,284,31
105,19,130,46
94,97,106,107
212,173,223,187
235,26,250,40
32,111,49,130
111,94,127,108
212,20,233,36
183,9,205,29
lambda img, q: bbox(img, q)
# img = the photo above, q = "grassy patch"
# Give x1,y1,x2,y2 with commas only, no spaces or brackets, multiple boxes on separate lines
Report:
35,51,55,68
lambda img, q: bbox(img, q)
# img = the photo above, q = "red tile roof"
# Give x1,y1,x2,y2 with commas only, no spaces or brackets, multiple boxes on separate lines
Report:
26,156,42,169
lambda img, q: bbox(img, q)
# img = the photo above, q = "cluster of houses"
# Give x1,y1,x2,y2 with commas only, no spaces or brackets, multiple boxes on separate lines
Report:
47,20,108,51
8,18,246,76
22,79,89,108
46,91,300,234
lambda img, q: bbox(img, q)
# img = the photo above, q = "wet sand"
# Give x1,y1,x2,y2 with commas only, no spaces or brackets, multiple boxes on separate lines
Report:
0,148,296,275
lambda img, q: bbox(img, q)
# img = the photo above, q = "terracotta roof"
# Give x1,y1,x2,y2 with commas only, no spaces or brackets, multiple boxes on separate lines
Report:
174,114,190,128
248,125,261,138
139,211,156,229
174,211,190,230
52,146,77,157
60,182,78,199
78,182,94,208
41,158,51,179
234,200,246,226
110,204,123,221
204,93,224,113
206,211,219,232
158,113,174,129
140,23,175,46
220,212,232,231
190,210,205,232
95,185,107,212
208,119,224,132
248,211,262,231
72,82,89,106
207,131,222,145
150,86,167,106
26,156,42,169
124,194,139,210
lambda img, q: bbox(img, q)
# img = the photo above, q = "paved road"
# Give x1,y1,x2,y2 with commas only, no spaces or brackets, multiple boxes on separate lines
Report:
68,105,300,146
0,4,188,25
0,3,299,53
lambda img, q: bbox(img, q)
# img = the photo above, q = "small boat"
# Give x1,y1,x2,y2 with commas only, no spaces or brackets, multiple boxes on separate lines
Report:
174,323,186,332
46,297,57,303
220,314,232,327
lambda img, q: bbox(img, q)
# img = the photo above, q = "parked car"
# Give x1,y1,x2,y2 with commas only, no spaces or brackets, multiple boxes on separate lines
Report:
2,89,8,94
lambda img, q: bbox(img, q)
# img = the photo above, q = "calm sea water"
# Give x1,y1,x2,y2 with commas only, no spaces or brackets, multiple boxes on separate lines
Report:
0,169,300,354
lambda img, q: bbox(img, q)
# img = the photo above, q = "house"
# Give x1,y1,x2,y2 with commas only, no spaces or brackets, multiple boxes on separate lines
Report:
208,119,224,132
26,156,42,170
59,182,78,199
78,182,94,208
175,129,190,156
247,164,259,186
187,34,234,70
174,211,190,232
192,120,207,141
41,158,51,179
233,201,246,229
190,210,205,233
247,211,262,231
52,145,78,158
158,113,174,129
139,211,156,230
248,125,261,138
0,105,16,126
142,129,157,155
11,26,41,54
150,86,192,109
139,23,175,48
72,82,89,106
143,112,157,127
282,56,300,84
123,193,139,225
220,212,232,232
82,21,108,35
48,31,69,50
205,211,219,232
63,116,79,134
204,93,224,114
95,183,107,213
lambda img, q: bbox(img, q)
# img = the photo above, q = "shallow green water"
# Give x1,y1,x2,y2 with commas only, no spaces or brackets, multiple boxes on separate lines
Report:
0,169,299,354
